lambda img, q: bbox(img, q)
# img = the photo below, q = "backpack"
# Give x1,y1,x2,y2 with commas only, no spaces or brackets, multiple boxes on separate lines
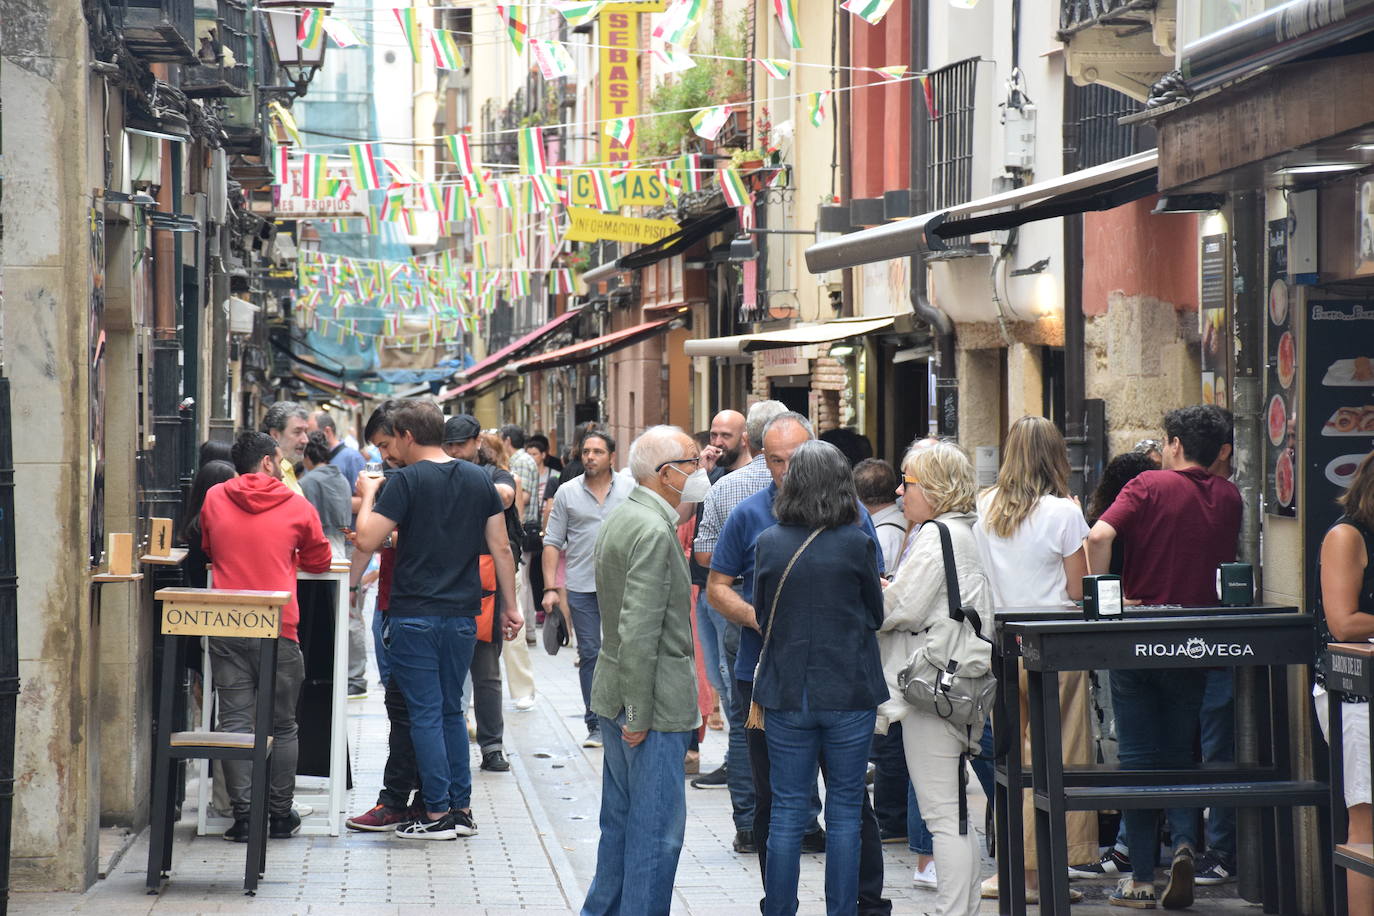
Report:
896,519,996,741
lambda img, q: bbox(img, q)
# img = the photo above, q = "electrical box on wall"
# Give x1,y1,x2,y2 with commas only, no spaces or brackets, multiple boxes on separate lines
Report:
1003,103,1037,172
1289,189,1318,284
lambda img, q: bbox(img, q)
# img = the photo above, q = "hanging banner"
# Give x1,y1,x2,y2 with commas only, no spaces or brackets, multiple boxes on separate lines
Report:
568,169,667,207
565,208,679,244
598,8,639,165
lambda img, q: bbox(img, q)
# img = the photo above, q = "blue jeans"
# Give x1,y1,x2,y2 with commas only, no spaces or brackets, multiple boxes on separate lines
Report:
387,615,477,813
699,592,755,831
582,715,692,916
1200,668,1235,863
566,590,601,730
696,590,728,698
1111,667,1206,881
764,698,877,916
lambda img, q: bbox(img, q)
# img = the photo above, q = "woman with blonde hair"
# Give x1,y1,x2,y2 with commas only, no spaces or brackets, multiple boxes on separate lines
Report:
973,415,1094,901
879,440,991,915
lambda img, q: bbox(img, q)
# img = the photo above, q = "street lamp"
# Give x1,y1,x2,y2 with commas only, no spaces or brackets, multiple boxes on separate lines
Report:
260,0,334,98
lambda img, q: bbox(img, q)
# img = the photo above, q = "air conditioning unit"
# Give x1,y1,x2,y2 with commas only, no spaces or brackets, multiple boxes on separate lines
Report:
226,296,259,335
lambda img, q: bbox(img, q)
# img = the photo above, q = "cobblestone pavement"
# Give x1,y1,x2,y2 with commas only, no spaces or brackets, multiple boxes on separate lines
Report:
14,612,1255,914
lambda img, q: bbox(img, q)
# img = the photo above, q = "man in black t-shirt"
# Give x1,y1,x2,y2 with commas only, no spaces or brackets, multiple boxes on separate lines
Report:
356,401,520,841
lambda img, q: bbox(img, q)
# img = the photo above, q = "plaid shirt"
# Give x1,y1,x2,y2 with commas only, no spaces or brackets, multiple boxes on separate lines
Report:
693,453,771,556
509,449,541,525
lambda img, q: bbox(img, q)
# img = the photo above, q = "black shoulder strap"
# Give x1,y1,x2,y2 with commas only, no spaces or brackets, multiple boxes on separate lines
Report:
929,519,989,643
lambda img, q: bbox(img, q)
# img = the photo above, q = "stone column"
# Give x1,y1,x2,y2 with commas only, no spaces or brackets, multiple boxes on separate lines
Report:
2,0,103,890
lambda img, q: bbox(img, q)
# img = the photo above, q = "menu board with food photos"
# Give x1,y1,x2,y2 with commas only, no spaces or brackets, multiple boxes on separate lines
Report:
1265,220,1297,517
1200,233,1230,408
1305,299,1374,594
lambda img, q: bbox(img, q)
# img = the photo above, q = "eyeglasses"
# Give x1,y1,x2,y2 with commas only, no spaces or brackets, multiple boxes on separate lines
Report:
655,456,702,472
901,475,920,487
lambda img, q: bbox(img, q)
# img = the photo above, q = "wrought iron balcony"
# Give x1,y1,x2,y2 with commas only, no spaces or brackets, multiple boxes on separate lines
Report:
1060,0,1154,34
182,0,250,97
115,0,197,64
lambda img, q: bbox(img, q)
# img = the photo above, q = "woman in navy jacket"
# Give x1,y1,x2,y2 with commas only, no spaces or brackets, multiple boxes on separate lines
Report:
751,440,888,916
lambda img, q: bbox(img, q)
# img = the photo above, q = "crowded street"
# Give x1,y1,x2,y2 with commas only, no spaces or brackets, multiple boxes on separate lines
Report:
6,0,1374,913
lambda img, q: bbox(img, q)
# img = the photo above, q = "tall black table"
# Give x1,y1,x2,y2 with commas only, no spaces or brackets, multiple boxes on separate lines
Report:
993,606,1325,914
1325,642,1374,916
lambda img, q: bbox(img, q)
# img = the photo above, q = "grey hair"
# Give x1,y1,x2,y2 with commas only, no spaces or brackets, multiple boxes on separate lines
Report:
628,425,690,482
773,440,859,528
760,410,815,445
746,399,788,448
261,400,308,435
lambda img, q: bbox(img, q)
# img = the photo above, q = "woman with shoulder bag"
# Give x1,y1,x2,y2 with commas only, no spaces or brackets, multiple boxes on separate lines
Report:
751,441,888,916
972,416,1094,901
878,441,993,916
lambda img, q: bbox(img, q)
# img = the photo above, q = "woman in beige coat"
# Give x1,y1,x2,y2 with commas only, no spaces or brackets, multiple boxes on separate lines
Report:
877,441,991,916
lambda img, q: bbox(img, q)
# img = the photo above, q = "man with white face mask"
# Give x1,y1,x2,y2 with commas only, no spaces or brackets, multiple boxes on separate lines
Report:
582,426,703,915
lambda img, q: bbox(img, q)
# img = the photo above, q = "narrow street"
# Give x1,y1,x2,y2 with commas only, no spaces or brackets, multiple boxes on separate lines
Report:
11,612,1254,915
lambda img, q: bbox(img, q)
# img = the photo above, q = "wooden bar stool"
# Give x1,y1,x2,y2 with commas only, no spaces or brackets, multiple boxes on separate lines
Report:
146,587,291,896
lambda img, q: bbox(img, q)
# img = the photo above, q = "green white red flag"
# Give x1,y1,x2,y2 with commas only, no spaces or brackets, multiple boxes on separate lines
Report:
348,143,383,190
322,16,363,47
530,37,575,79
807,90,831,127
690,105,731,141
651,45,696,73
298,8,326,51
393,8,423,62
717,167,749,208
873,65,907,81
430,29,464,69
771,0,803,49
841,0,897,25
757,58,792,80
551,1,606,26
653,0,705,46
604,117,634,148
518,126,547,174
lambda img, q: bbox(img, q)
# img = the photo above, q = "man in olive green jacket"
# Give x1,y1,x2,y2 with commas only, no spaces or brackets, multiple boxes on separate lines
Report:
583,426,703,916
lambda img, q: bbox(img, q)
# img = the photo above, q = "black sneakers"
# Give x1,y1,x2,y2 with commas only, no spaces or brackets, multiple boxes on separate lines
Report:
732,829,756,854
583,726,604,748
269,811,301,838
481,749,511,772
1193,851,1236,885
1160,846,1195,910
395,809,479,840
395,812,460,841
1070,846,1131,879
690,765,728,789
801,828,827,854
223,819,250,843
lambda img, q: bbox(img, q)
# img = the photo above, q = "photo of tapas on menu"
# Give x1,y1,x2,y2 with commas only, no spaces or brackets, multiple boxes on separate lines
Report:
1306,302,1374,542
1265,221,1296,517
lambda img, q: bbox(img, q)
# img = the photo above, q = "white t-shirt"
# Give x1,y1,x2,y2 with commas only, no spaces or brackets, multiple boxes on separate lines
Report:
973,491,1089,609
868,502,908,573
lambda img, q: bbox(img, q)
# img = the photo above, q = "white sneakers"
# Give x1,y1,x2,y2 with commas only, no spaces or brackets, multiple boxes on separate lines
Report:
913,860,938,890
514,694,536,710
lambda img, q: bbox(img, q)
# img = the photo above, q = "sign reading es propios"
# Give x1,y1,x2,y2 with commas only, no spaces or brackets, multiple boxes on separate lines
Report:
568,169,667,207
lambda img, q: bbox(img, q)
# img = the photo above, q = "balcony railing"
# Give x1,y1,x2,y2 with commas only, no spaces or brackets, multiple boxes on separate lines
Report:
924,58,978,249
182,0,250,97
115,0,197,64
1060,0,1154,34
1065,82,1154,170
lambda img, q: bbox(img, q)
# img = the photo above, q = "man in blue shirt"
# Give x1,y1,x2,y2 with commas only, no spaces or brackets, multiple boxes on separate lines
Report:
708,412,891,916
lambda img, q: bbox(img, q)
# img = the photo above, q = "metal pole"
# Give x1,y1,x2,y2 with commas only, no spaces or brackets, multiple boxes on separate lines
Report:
1229,190,1265,903
0,377,19,915
1061,81,1088,500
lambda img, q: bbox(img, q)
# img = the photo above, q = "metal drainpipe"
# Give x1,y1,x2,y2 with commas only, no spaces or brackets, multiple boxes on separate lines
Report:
909,0,955,428
1062,80,1088,498
0,378,17,913
1229,190,1265,904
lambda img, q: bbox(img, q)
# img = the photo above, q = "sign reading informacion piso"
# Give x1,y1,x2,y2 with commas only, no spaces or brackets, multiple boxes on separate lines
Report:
565,208,679,245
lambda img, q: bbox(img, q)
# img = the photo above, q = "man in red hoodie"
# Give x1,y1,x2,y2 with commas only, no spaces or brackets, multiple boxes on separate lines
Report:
201,430,333,841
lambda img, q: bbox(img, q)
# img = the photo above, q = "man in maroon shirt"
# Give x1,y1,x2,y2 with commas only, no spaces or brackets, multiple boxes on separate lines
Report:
1086,405,1242,909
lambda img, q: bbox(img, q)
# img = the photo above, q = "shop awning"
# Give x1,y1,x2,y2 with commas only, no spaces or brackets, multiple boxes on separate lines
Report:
292,369,368,402
804,150,1159,273
683,315,899,358
444,369,507,401
509,318,676,372
456,308,583,381
581,209,737,292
